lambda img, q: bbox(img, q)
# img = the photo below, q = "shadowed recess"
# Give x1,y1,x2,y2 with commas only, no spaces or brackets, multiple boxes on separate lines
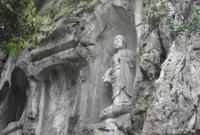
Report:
6,67,29,123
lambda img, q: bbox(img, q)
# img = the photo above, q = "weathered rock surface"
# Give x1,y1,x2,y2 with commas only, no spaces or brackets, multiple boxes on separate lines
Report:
0,0,141,135
1,0,200,135
143,34,200,135
91,113,133,135
100,103,132,121
141,0,200,135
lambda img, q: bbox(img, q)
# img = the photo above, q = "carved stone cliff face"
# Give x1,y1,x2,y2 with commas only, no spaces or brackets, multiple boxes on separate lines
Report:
0,0,142,134
1,0,200,135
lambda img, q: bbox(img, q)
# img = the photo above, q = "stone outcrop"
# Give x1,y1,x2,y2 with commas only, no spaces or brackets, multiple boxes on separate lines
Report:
1,0,200,135
0,0,141,135
140,0,200,135
143,34,200,135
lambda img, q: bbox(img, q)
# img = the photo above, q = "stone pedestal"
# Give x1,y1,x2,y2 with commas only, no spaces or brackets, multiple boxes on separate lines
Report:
91,113,132,135
2,122,23,135
6,130,23,135
100,103,132,121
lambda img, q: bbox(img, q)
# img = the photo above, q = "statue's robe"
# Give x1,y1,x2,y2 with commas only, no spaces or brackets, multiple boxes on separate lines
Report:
110,49,136,103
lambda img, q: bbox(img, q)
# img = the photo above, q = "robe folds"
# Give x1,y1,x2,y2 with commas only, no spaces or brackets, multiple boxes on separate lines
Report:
110,50,136,101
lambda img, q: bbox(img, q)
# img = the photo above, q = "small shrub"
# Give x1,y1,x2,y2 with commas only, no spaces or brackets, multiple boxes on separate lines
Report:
1,0,44,55
80,1,96,13
167,5,200,38
7,37,27,55
137,47,144,56
148,0,166,29
7,16,52,55
37,0,58,18
167,14,175,34
185,5,200,37
54,6,74,20
0,0,38,43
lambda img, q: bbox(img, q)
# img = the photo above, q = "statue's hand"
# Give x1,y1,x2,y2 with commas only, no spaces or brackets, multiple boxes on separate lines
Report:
103,68,112,83
119,83,126,90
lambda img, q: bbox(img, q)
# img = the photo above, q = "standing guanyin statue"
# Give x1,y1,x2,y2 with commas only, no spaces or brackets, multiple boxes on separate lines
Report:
100,35,136,120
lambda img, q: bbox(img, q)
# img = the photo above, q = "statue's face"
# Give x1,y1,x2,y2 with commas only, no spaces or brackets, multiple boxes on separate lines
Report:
113,36,125,49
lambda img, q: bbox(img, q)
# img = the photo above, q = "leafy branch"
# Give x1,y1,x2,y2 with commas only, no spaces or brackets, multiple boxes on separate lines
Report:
167,5,200,38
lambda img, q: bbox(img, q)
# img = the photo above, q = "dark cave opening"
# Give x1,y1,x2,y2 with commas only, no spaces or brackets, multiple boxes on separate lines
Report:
6,67,29,124
0,81,9,104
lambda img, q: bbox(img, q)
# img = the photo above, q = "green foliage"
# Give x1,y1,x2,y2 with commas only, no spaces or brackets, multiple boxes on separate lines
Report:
54,6,74,20
0,0,43,54
0,0,38,41
67,0,80,6
54,0,95,20
29,16,53,46
7,37,27,55
79,0,97,13
167,5,200,38
148,0,165,29
67,0,92,6
148,0,200,38
37,0,58,18
6,16,51,55
2,0,96,55
166,14,175,34
137,47,144,56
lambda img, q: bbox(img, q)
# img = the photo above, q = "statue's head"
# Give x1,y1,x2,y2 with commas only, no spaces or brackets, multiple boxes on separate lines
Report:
113,35,127,50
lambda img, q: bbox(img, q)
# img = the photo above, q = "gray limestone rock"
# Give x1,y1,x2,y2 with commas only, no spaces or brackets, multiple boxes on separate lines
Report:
92,113,132,135
0,0,141,134
143,33,200,135
100,103,132,121
3,0,200,135
140,1,200,135
2,122,23,135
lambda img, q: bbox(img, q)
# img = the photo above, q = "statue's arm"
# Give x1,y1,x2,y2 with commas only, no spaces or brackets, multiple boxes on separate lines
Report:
102,68,112,83
126,50,136,68
127,50,135,60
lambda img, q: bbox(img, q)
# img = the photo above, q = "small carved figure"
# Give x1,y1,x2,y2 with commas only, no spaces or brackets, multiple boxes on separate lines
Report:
103,35,135,105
